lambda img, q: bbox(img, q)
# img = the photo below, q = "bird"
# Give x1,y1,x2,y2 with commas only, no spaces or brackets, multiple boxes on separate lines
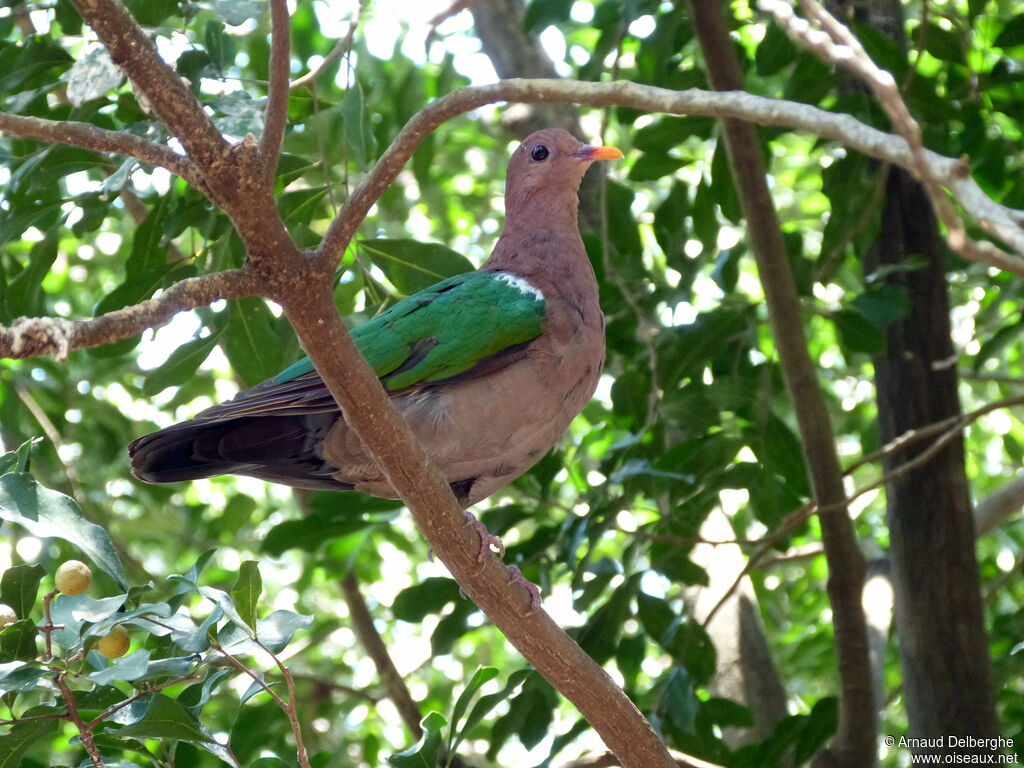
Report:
130,129,623,509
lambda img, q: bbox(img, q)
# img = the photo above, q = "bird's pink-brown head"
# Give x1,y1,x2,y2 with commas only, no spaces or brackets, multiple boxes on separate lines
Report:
503,129,623,218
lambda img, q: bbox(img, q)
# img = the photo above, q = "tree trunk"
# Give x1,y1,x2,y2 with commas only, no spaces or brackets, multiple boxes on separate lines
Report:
867,166,998,750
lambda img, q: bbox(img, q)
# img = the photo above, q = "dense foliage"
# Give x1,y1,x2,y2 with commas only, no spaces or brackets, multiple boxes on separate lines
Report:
0,0,1022,766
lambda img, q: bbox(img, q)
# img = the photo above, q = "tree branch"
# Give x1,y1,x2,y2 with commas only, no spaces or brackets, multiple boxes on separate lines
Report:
0,269,259,360
280,285,677,768
290,4,362,91
0,110,203,189
68,0,297,262
261,0,291,183
759,0,1024,271
688,2,874,765
315,79,1024,275
68,0,227,172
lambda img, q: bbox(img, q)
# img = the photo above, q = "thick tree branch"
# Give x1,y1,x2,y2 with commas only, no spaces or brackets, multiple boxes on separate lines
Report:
281,286,676,768
0,270,258,360
261,0,291,183
0,110,203,188
688,2,874,766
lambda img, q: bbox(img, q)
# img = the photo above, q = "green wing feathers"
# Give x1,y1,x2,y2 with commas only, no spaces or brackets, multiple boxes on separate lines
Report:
275,271,546,391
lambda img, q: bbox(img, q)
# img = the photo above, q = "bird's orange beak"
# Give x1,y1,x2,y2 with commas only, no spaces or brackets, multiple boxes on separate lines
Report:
576,145,624,161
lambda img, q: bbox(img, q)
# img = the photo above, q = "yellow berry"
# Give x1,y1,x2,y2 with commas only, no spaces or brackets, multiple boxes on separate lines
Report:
0,603,17,629
55,560,92,596
96,625,130,659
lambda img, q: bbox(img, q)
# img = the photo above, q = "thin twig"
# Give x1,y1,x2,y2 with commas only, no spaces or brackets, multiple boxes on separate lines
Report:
700,503,816,627
54,673,104,768
253,637,312,768
290,4,363,91
39,589,61,662
845,393,1024,475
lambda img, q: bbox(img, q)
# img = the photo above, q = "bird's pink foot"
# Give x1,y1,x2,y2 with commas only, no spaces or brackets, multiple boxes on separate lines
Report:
463,510,505,563
505,565,542,612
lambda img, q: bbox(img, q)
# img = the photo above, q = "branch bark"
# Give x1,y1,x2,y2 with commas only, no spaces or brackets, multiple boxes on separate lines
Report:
0,270,259,360
688,2,874,766
0,110,202,188
261,0,291,183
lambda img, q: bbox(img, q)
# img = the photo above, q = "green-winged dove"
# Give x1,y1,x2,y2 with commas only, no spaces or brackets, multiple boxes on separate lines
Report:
130,129,622,508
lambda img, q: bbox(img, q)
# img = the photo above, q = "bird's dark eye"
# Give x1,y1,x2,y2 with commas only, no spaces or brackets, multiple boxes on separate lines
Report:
530,145,550,162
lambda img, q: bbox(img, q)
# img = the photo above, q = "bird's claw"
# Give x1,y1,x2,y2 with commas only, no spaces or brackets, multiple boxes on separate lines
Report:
463,510,505,564
505,565,542,613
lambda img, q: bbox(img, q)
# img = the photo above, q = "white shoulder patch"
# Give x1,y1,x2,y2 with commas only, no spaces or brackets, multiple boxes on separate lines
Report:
494,272,544,302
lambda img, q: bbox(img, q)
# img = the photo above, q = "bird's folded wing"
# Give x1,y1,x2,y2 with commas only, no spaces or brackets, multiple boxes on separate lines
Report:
189,270,547,421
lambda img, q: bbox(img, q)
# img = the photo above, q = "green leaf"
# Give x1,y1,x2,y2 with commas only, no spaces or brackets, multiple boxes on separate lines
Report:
448,666,499,755
851,284,910,328
456,668,533,757
387,711,446,767
0,620,38,662
923,22,965,62
5,228,59,316
628,153,686,182
142,330,221,396
231,560,261,630
112,694,213,743
392,577,461,622
360,239,474,295
255,609,312,652
204,19,228,72
756,22,798,75
0,564,45,619
0,661,47,692
124,0,180,25
126,193,170,275
0,706,60,766
224,297,285,387
89,649,151,685
199,587,249,633
994,15,1024,48
662,666,699,733
0,473,128,590
523,0,572,32
832,307,885,355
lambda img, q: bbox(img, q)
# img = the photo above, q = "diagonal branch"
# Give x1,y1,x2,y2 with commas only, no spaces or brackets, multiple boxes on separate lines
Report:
290,3,362,91
0,110,203,189
261,0,292,183
759,0,1024,273
281,286,677,768
339,573,423,737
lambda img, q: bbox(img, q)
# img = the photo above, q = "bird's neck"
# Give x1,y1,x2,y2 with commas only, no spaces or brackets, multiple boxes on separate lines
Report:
483,194,598,312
